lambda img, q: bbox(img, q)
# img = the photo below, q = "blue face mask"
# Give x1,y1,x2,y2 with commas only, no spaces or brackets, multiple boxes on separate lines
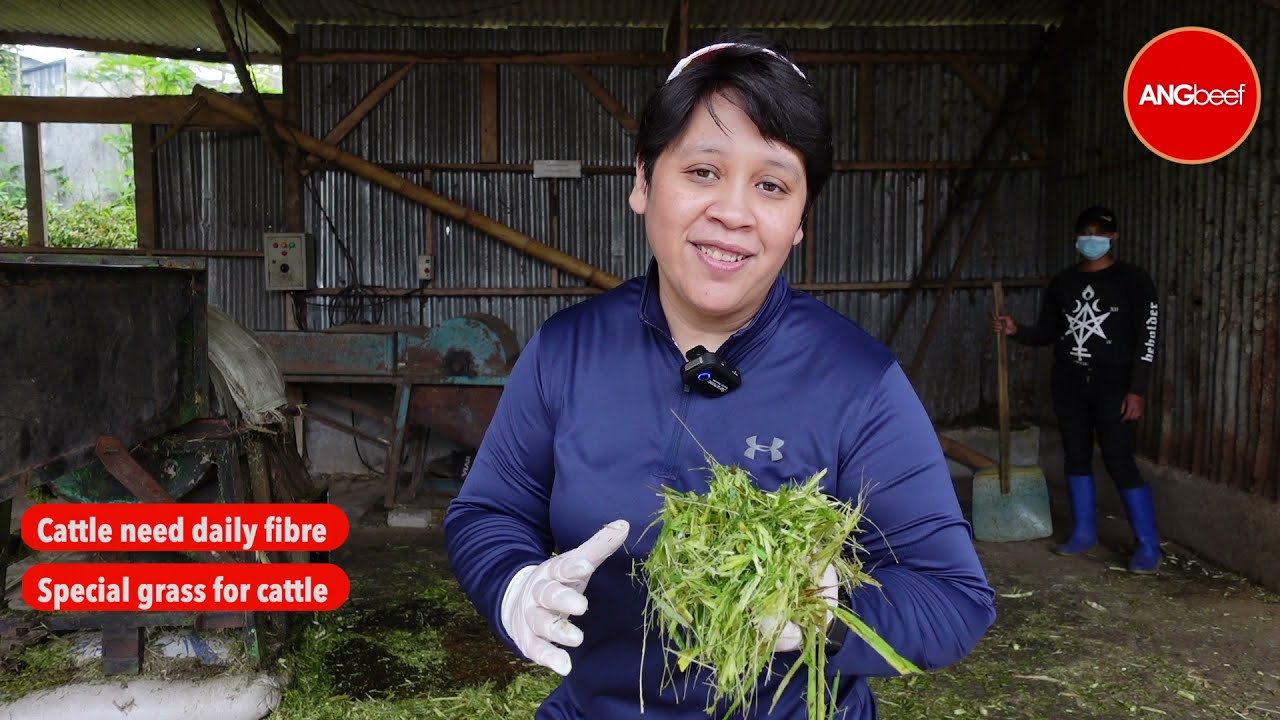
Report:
1076,235,1112,260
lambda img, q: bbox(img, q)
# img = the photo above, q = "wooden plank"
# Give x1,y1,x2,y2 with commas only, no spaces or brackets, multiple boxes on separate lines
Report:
300,50,673,65
330,159,1046,174
949,61,1048,161
0,246,262,258
567,65,639,135
907,169,1007,380
549,178,561,287
295,49,1025,66
793,51,1025,65
0,96,276,127
22,123,46,247
323,63,415,150
208,0,286,167
994,281,1011,492
480,64,500,163
857,62,875,162
803,211,816,285
152,99,209,152
235,0,292,50
0,31,278,65
922,168,936,260
132,124,157,249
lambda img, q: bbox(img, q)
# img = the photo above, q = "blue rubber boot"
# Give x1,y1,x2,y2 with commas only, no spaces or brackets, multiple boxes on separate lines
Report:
1120,484,1163,573
1052,474,1098,555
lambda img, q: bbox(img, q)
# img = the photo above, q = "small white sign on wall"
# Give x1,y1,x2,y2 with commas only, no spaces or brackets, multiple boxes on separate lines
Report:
532,160,582,179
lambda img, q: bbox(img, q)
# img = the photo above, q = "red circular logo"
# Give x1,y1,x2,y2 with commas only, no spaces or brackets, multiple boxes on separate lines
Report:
1123,27,1261,164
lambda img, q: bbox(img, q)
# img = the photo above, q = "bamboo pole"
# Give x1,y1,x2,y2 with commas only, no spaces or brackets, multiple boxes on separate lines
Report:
192,85,623,290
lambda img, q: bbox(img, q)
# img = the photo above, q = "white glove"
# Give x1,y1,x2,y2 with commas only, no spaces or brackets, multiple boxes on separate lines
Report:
771,563,839,653
500,519,630,676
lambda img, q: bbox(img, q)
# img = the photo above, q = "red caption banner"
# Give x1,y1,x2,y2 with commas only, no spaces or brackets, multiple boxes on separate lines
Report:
24,563,350,612
22,503,349,552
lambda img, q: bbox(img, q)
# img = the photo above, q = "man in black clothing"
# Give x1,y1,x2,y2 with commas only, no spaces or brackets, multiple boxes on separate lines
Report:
992,205,1162,573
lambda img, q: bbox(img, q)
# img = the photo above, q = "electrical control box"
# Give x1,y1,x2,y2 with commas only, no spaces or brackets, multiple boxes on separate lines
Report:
264,232,315,291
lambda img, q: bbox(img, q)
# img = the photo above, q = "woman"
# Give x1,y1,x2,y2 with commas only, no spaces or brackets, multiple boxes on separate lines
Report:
445,36,996,719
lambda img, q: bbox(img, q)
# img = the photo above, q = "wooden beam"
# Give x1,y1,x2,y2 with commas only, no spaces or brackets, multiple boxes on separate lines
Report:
480,64,500,163
234,0,291,50
857,62,875,162
299,50,673,65
308,159,1046,175
208,0,286,167
922,167,936,260
0,31,279,65
22,123,46,247
305,63,415,169
0,96,276,127
795,51,1025,64
152,99,209,152
0,246,264,258
566,65,639,135
949,61,1048,161
194,85,623,290
132,124,158,249
907,169,1008,381
295,49,1025,66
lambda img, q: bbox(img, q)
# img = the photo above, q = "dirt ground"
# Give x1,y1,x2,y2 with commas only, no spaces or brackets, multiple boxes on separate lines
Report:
313,474,1280,720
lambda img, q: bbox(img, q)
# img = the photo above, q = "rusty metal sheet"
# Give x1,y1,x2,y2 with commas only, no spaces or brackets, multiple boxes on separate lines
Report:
255,330,398,376
409,385,504,449
0,254,209,500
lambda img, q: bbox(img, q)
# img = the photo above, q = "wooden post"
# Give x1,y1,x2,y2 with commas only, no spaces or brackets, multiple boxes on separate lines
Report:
993,281,1011,493
132,124,157,249
803,210,816,285
207,0,286,167
424,168,435,282
480,63,499,163
857,62,875,162
548,178,560,287
22,122,46,247
677,0,690,60
922,168,936,261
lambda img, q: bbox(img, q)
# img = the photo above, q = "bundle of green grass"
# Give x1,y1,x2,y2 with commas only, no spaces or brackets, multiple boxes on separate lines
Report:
639,457,919,720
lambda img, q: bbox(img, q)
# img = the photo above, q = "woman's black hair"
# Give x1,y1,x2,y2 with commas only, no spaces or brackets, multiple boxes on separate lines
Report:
633,32,834,212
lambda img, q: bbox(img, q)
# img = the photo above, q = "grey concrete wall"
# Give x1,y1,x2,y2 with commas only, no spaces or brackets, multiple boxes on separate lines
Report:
943,423,1280,594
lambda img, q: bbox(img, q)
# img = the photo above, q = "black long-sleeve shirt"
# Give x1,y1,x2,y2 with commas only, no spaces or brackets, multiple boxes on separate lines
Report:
1012,260,1159,396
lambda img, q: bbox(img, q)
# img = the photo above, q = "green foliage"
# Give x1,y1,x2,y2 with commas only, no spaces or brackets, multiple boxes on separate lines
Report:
0,45,17,96
0,190,137,249
74,52,280,96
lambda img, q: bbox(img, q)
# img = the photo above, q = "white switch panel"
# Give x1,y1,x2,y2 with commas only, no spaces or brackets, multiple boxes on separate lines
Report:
264,232,315,291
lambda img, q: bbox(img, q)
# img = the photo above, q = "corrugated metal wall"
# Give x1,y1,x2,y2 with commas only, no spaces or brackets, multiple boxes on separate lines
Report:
294,25,1054,420
156,23,1054,422
155,128,286,330
1048,0,1279,498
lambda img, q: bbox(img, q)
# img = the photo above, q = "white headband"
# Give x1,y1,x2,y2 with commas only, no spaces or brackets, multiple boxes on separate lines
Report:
665,42,808,84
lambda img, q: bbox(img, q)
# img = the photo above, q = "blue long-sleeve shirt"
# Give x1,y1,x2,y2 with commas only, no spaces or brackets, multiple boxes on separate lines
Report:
445,265,996,719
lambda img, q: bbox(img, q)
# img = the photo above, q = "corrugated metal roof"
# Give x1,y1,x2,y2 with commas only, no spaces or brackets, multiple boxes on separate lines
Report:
0,0,281,53
1,0,1062,56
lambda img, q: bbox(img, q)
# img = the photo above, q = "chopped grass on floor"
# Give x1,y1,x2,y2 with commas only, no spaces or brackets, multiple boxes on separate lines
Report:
271,575,559,720
0,632,80,702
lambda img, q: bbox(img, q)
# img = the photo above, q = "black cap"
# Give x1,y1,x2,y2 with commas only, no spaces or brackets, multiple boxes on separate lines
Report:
1075,205,1118,233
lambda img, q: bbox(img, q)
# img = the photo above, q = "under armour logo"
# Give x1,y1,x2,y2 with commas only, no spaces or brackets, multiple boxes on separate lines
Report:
744,435,784,462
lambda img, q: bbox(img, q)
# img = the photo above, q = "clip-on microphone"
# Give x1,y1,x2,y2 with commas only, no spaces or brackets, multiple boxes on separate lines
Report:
681,345,741,398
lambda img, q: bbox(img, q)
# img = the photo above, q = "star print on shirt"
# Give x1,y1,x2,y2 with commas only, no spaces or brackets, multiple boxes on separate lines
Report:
1064,285,1111,362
